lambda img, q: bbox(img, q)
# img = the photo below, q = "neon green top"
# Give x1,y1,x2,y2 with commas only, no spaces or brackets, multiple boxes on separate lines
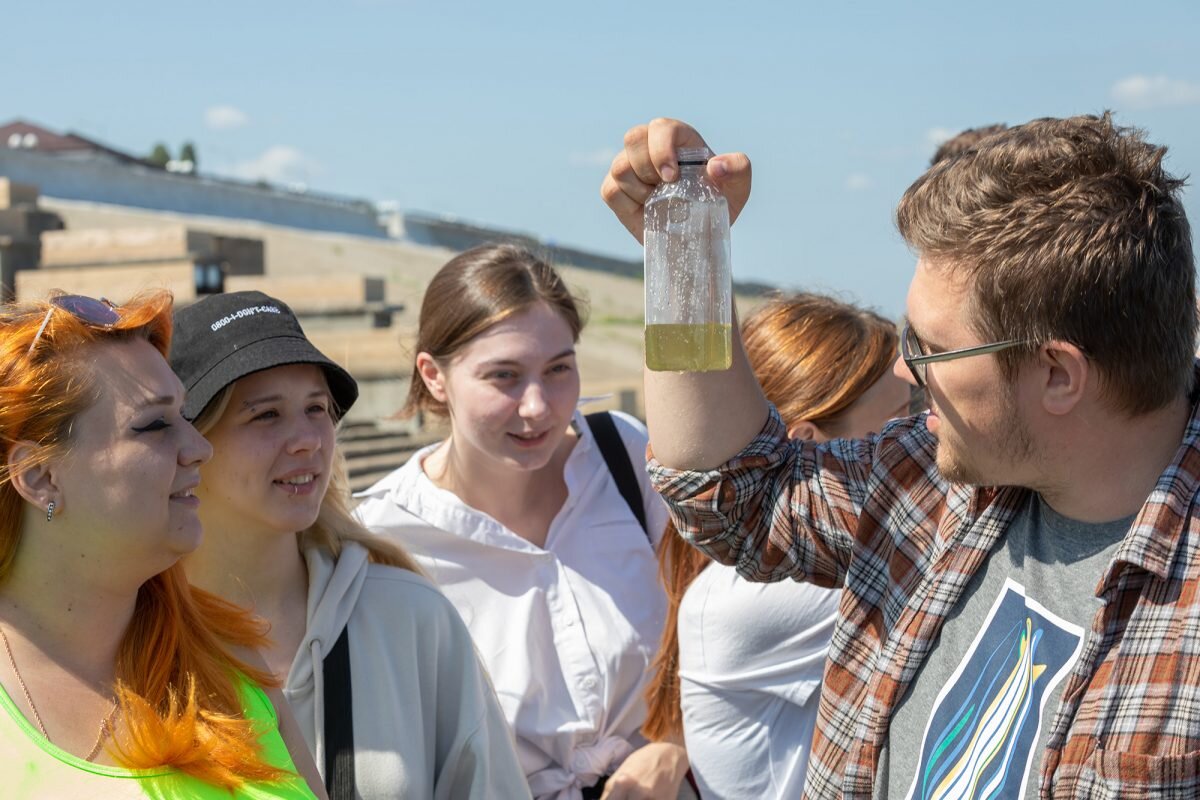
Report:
0,672,318,800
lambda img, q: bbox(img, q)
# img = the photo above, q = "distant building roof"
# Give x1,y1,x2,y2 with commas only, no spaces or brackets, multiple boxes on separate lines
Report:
0,119,148,166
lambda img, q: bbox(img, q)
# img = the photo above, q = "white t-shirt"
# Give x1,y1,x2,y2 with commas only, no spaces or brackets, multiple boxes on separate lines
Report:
677,561,839,800
354,411,669,800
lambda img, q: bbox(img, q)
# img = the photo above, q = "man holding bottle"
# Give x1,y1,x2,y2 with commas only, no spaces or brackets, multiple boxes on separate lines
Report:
601,116,1200,798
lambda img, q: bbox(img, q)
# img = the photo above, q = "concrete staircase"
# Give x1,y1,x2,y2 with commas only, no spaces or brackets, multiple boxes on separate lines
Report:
339,421,439,494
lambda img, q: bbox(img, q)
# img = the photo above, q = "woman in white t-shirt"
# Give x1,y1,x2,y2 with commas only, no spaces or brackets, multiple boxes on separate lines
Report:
355,244,691,800
642,293,915,800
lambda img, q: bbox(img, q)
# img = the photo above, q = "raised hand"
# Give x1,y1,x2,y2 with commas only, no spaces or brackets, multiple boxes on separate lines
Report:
600,117,752,243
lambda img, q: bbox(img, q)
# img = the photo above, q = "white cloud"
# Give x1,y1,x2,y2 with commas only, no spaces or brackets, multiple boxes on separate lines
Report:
205,105,250,131
228,146,322,184
568,147,618,167
1111,75,1200,109
925,127,955,147
845,173,872,191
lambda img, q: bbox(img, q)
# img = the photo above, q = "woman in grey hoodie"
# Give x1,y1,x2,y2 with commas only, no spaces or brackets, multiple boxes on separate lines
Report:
170,290,529,800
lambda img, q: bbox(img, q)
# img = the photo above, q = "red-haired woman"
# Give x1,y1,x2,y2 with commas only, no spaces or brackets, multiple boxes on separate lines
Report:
0,292,325,799
642,294,912,799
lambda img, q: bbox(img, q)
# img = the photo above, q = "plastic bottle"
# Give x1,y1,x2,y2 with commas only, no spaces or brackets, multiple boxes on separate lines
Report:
643,146,732,372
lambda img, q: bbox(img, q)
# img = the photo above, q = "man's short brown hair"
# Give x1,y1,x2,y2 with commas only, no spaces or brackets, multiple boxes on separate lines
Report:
930,124,1007,166
897,112,1196,416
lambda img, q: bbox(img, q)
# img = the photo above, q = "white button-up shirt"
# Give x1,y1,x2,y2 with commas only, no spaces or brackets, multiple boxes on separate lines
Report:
354,411,668,800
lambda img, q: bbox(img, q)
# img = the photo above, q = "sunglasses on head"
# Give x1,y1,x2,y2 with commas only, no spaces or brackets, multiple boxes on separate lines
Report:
27,294,121,357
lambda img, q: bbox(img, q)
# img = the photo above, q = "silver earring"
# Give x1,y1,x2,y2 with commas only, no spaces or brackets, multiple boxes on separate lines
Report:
45,501,55,523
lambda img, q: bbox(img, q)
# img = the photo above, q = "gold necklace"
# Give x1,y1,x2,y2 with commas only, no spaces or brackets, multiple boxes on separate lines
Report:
0,623,117,762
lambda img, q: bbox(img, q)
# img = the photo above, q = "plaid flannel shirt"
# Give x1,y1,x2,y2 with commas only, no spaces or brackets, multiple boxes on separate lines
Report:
649,392,1200,799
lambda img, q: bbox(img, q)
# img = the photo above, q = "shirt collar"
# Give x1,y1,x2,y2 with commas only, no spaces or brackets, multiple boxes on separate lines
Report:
1098,364,1200,584
359,409,599,553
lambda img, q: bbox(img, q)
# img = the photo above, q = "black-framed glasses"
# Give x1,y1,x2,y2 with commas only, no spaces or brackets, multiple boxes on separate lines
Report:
900,321,1031,388
27,295,120,356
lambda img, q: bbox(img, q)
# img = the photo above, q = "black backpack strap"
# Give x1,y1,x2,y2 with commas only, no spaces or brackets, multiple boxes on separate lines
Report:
322,625,357,800
585,412,649,539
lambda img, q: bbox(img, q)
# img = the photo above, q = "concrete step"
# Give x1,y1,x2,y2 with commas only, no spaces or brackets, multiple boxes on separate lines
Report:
338,421,418,443
338,431,412,450
16,260,198,303
225,274,385,315
40,225,264,274
0,207,62,240
344,448,423,475
348,463,408,494
339,424,439,494
339,433,420,459
42,225,212,266
305,328,413,380
0,179,39,209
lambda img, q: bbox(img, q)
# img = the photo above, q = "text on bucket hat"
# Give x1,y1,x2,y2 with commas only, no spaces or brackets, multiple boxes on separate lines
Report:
169,291,358,421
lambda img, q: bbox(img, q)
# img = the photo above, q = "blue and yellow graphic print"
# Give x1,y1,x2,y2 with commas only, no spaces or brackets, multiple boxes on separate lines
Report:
903,578,1084,800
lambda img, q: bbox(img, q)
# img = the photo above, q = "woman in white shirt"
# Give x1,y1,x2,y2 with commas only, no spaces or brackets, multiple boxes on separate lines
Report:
641,293,915,800
355,244,691,800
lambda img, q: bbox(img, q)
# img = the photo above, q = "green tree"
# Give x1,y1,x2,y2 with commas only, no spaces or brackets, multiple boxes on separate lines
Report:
147,143,171,168
179,141,198,169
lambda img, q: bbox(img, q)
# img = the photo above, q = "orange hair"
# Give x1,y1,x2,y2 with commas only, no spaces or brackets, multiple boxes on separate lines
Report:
642,293,898,742
0,291,285,789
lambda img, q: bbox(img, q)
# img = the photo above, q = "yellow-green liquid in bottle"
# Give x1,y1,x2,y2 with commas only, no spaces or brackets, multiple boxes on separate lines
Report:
645,323,733,372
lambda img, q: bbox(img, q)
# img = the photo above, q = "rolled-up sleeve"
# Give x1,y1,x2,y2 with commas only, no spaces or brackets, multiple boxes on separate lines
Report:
648,404,878,588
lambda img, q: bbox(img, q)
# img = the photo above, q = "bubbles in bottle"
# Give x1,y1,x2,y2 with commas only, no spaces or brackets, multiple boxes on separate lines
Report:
644,149,733,372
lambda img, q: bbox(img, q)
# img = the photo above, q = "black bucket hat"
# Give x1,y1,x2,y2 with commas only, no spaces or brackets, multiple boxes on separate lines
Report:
170,291,358,421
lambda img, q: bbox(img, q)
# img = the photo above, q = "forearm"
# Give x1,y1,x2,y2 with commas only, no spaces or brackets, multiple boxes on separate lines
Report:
644,314,769,470
651,406,870,586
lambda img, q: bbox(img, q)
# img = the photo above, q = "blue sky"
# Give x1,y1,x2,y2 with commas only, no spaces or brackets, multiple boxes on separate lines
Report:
5,0,1199,315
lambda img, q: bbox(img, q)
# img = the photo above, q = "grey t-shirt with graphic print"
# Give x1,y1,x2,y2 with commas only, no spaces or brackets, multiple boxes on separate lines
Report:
873,493,1132,800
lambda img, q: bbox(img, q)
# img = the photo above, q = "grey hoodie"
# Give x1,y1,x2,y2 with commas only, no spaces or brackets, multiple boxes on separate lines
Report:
283,539,531,799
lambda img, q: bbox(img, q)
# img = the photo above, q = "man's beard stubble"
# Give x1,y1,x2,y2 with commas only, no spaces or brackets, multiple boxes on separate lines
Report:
931,388,1037,487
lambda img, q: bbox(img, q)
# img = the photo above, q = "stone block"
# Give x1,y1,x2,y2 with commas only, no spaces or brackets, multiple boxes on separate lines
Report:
0,179,39,209
40,225,216,267
224,274,386,315
212,234,265,275
16,260,199,304
0,208,63,240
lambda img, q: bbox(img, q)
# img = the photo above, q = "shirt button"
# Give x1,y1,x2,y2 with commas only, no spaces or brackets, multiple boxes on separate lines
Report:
580,676,598,691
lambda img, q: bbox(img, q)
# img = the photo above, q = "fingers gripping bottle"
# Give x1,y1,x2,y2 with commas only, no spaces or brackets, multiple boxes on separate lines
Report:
643,147,733,372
